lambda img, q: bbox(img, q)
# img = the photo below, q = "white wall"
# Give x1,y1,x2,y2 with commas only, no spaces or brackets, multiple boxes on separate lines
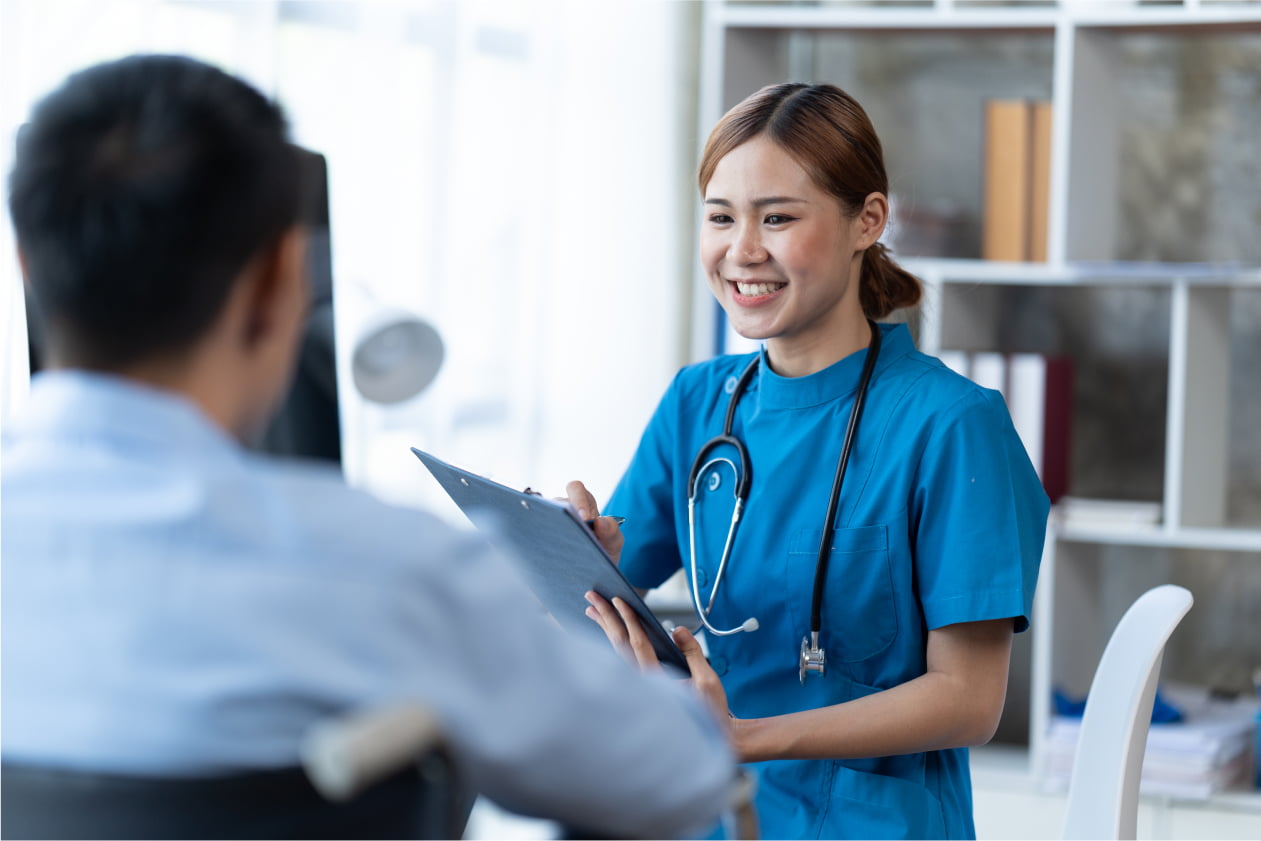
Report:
0,0,703,517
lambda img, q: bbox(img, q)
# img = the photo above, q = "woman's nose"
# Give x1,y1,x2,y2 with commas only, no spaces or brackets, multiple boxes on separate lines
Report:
731,225,766,265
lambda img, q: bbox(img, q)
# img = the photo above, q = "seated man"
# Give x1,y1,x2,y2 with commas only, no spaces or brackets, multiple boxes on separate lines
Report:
2,54,731,838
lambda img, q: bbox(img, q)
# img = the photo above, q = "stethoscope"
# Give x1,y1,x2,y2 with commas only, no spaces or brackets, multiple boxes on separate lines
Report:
686,320,882,684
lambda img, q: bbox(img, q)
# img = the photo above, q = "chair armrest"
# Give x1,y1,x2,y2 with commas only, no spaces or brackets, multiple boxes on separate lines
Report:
301,704,444,801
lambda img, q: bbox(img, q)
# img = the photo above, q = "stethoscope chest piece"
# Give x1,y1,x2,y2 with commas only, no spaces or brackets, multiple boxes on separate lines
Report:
800,631,826,684
689,320,882,681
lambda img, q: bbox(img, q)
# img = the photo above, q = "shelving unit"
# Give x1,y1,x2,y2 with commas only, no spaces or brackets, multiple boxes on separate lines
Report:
695,1,1261,833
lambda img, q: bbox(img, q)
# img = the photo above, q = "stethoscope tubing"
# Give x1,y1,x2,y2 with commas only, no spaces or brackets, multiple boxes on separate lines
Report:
685,320,882,644
809,321,881,635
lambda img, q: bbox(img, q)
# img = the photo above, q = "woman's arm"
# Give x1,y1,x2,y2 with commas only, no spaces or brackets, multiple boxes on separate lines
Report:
732,618,1013,762
585,593,1013,763
587,591,1012,763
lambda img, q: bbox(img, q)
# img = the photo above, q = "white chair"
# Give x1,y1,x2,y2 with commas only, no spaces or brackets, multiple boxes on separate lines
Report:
1061,584,1194,840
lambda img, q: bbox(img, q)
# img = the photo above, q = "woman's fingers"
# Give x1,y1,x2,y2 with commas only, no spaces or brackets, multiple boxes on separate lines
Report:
672,626,731,722
585,590,633,661
585,591,661,671
566,480,599,521
611,596,661,672
591,515,625,564
567,480,624,565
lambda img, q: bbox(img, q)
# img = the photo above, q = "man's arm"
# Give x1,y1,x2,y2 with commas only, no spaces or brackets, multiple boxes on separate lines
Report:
392,523,735,839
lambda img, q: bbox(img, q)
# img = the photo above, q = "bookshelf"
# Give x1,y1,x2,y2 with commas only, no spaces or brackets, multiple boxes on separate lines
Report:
695,0,1261,830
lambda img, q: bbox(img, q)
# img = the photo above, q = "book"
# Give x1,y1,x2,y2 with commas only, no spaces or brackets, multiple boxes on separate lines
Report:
970,351,1007,394
1007,353,1073,503
983,99,1032,261
1029,100,1053,262
982,99,1052,262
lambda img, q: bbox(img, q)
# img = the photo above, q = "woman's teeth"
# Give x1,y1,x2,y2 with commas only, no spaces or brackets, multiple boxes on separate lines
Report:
736,281,786,297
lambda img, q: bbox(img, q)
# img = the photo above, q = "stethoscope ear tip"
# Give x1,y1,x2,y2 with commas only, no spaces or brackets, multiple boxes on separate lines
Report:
740,617,759,633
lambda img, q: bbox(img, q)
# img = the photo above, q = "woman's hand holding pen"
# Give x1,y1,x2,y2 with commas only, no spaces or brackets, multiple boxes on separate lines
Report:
584,591,732,728
565,480,624,565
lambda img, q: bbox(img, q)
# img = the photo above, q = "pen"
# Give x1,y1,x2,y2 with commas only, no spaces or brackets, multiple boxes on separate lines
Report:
585,516,626,528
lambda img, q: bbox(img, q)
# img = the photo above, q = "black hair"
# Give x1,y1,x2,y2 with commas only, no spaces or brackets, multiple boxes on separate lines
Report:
8,54,302,369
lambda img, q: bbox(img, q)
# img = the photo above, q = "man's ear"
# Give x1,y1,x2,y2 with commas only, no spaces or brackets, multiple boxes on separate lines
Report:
242,226,308,348
855,192,889,250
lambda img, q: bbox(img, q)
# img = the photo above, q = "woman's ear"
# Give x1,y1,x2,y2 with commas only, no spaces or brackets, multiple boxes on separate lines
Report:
855,192,889,250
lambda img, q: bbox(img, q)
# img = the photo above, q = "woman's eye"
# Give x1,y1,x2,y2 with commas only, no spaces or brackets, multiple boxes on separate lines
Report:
708,213,733,225
765,214,794,225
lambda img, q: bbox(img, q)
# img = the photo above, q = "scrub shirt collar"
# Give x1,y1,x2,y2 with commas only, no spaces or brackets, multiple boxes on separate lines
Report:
755,322,912,410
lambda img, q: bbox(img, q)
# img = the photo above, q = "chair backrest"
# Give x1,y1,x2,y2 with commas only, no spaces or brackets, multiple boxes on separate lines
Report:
1,762,454,840
1061,584,1193,840
2,705,470,840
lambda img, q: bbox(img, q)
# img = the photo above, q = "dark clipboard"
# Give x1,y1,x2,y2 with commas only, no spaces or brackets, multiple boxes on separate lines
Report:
411,448,690,675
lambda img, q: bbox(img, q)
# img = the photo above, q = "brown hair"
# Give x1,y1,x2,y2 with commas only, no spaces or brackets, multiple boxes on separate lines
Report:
698,83,920,320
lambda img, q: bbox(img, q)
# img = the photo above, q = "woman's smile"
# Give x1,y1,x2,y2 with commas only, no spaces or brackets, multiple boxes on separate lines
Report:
730,278,787,301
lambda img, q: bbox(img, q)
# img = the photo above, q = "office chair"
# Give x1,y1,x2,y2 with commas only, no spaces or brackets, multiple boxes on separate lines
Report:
1,704,470,840
1060,584,1194,840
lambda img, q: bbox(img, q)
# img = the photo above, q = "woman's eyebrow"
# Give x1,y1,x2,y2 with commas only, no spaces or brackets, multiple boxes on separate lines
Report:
704,196,807,207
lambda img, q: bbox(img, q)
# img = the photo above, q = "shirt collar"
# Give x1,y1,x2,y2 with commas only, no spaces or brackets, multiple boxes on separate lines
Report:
10,370,242,459
754,322,913,410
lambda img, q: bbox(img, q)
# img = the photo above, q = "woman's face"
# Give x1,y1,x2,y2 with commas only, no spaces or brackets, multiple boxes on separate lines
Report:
700,135,880,375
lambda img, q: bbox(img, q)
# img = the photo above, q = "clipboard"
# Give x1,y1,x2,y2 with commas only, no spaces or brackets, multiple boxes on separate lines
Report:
411,448,690,675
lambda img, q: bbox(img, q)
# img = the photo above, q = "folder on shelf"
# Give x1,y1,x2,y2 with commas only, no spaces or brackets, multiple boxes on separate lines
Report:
1008,353,1073,503
982,98,1052,262
1029,100,1053,262
956,351,1074,503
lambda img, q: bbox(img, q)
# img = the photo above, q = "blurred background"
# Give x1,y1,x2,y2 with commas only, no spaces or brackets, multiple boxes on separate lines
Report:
0,0,705,517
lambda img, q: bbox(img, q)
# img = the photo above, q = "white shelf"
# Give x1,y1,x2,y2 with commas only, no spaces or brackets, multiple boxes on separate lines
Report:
905,257,1261,286
699,0,1261,821
1071,8,1261,30
717,5,1060,30
715,1,1261,32
970,744,1261,816
1054,522,1261,553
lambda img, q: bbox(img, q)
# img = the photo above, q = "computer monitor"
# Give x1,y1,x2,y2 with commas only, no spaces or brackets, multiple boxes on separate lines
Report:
256,148,342,467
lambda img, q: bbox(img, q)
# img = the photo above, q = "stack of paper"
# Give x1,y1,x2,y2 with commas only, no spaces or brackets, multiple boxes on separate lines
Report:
1042,683,1259,800
1057,496,1163,531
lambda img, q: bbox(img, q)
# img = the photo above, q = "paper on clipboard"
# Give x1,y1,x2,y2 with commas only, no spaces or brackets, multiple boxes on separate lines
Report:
410,448,690,675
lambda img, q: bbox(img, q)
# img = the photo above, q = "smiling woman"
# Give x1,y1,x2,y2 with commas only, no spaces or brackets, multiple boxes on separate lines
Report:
700,135,880,378
697,84,922,379
570,82,1052,840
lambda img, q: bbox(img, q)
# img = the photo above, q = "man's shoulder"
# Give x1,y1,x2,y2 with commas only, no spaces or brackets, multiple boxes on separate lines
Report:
241,455,475,569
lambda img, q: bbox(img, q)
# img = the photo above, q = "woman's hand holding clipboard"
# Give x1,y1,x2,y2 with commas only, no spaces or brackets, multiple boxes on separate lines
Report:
411,448,692,675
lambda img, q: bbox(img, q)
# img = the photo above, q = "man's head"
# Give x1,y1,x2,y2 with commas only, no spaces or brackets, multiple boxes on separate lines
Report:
9,54,309,437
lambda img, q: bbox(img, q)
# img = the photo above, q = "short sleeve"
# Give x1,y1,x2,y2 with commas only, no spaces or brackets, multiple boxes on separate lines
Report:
606,374,687,590
911,389,1049,633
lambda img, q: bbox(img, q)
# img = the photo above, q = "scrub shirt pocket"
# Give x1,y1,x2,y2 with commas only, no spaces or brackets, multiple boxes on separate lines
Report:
786,524,896,663
821,763,948,839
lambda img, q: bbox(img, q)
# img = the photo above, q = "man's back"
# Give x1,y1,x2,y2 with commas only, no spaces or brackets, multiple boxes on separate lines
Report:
2,371,734,836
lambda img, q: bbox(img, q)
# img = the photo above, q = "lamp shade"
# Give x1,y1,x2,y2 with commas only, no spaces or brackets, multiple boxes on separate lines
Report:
351,316,444,405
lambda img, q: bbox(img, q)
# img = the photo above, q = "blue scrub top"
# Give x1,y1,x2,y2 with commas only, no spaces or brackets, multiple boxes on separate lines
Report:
608,323,1049,840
